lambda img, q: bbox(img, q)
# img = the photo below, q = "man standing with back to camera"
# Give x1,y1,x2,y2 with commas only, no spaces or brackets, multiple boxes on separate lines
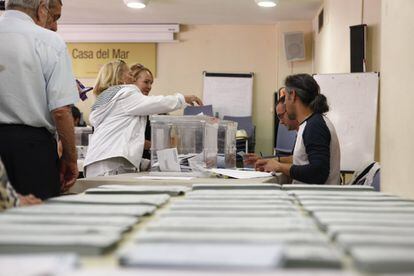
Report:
0,0,79,199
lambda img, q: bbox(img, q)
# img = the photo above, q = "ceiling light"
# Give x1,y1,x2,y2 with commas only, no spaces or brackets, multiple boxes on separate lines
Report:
124,0,149,9
255,0,278,8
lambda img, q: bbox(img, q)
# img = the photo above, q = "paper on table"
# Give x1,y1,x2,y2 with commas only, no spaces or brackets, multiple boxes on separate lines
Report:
157,148,181,172
208,168,273,179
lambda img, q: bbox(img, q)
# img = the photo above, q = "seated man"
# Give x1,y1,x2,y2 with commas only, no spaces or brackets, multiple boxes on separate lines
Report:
255,74,340,184
244,92,299,166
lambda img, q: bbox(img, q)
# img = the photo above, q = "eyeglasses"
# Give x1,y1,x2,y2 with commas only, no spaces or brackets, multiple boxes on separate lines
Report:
277,111,286,120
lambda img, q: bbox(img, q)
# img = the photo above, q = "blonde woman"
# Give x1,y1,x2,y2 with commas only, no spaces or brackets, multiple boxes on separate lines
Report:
84,60,202,177
129,64,155,162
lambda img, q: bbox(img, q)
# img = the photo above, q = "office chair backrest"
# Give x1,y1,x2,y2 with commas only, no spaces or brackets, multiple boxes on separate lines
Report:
372,170,380,191
275,123,297,155
183,105,213,116
349,161,380,187
222,116,254,138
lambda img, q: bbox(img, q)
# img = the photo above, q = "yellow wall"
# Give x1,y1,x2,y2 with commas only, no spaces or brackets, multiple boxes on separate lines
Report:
77,23,313,156
380,0,414,198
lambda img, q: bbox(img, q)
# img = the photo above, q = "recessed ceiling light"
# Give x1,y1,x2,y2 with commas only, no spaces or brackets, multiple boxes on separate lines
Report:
124,0,149,9
255,0,278,8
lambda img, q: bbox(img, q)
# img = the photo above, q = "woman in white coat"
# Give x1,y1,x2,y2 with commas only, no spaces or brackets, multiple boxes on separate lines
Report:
84,60,202,177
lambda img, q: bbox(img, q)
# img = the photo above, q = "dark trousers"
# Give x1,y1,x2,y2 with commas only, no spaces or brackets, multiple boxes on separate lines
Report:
0,124,60,200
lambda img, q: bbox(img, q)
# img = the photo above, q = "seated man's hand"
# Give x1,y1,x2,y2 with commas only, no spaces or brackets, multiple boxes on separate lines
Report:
18,194,42,206
255,158,269,172
255,158,282,173
243,153,261,166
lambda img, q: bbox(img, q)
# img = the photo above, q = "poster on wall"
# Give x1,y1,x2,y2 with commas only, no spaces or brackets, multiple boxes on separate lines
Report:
67,43,157,79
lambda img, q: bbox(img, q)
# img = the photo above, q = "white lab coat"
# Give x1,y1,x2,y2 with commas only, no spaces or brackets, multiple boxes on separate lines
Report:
84,85,186,171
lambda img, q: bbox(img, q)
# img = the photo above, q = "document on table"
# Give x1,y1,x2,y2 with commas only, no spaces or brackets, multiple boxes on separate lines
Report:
208,168,274,179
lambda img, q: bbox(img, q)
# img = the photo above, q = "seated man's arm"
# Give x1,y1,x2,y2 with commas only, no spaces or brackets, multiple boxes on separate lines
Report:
279,156,293,164
289,121,331,184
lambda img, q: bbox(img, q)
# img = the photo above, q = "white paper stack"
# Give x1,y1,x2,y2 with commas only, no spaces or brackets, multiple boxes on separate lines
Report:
119,243,284,270
0,223,128,235
283,184,374,191
294,189,414,273
86,185,190,196
282,244,342,269
192,183,281,190
0,233,120,255
146,217,317,233
132,230,329,245
0,254,79,276
349,246,414,273
0,213,138,228
47,194,170,206
7,203,156,217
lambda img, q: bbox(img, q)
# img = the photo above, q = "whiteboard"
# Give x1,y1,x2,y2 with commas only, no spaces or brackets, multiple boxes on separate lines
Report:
202,72,253,118
313,73,379,172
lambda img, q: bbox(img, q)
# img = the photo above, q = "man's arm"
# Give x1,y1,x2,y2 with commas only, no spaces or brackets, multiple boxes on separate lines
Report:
279,156,293,164
51,106,78,192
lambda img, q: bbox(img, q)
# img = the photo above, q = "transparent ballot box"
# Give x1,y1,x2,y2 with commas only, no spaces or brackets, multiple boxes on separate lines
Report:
75,127,93,159
150,115,218,171
74,126,93,146
218,120,238,169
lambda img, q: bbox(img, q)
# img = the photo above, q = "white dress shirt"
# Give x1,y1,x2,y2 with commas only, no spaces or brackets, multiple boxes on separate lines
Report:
0,11,78,132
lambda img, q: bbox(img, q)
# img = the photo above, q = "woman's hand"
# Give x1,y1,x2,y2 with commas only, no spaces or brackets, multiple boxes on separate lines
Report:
184,95,203,106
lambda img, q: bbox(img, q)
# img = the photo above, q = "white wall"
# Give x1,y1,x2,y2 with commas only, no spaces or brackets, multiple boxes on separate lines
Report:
380,0,414,198
312,0,382,161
